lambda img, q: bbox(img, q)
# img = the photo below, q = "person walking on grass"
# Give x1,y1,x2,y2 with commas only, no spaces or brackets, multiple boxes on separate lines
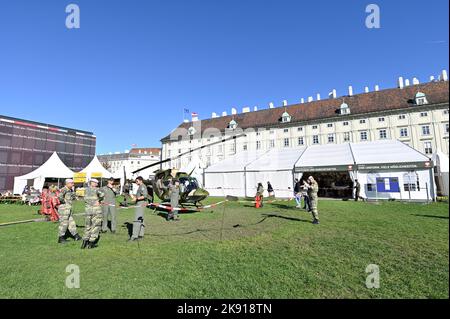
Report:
57,179,82,243
294,179,302,208
303,176,320,225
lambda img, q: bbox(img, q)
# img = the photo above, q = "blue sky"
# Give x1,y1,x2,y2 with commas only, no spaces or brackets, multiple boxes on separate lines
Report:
0,0,448,154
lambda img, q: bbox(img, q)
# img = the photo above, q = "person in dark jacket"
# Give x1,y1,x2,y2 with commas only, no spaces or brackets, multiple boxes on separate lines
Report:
294,179,303,208
267,181,274,197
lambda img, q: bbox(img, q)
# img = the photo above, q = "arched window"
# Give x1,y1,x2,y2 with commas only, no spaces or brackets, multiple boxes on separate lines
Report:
281,111,291,123
340,102,350,115
415,92,428,105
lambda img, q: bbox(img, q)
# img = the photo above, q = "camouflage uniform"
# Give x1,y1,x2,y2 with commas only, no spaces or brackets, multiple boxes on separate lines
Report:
101,185,117,232
131,184,148,240
83,187,105,243
168,184,180,220
58,186,78,237
307,181,319,221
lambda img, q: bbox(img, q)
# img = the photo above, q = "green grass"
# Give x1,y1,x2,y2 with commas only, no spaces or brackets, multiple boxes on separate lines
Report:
0,198,448,299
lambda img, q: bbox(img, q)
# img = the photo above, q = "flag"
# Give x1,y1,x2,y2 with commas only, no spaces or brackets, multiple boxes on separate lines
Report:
131,144,137,147
184,108,190,113
191,112,198,117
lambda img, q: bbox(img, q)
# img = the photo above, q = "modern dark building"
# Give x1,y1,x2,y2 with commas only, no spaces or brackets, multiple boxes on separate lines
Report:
0,115,96,193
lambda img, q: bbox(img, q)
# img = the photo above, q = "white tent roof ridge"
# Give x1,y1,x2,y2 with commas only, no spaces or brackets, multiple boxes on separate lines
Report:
16,152,74,179
80,155,113,178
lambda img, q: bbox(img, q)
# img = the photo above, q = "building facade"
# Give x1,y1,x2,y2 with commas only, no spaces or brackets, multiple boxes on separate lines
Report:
0,115,96,193
98,148,161,179
161,75,449,170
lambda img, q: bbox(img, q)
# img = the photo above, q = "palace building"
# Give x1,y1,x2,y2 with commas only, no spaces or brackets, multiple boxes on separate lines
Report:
161,71,449,170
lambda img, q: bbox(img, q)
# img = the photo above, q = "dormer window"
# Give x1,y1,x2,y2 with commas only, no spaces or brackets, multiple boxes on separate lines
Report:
340,102,350,115
415,92,428,105
228,119,238,130
281,111,291,123
188,126,196,136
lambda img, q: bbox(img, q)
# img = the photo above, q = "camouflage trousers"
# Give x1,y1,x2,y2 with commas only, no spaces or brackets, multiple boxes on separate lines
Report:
131,203,146,239
310,195,319,220
83,206,103,242
58,204,78,237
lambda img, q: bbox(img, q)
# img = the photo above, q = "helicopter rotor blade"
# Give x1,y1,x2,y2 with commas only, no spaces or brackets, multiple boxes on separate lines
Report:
132,133,246,174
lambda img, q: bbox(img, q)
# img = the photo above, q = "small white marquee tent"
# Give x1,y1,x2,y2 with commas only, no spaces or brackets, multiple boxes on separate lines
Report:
13,152,74,194
80,156,113,180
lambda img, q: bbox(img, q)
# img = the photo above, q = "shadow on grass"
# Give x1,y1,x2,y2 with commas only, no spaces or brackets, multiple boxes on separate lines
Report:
261,213,311,224
412,214,449,220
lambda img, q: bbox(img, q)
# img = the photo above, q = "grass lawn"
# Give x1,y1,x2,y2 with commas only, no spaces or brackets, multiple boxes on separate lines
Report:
0,198,448,299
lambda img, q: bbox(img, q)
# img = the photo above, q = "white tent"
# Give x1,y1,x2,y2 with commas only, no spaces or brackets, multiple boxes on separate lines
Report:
349,140,435,201
80,156,113,180
204,140,435,201
13,152,74,194
432,151,449,196
204,150,269,197
245,147,306,198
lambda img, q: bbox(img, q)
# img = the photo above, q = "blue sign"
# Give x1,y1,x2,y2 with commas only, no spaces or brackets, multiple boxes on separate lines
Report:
376,177,400,193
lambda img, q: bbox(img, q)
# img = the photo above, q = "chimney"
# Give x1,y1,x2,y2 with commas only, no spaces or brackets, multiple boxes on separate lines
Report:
442,69,449,81
348,86,353,96
300,98,305,104
231,107,237,115
283,100,288,106
269,102,275,109
398,77,404,89
329,89,337,99
222,111,227,117
253,106,258,111
364,86,369,93
430,75,435,82
211,112,218,118
316,94,321,101
183,119,189,123
412,77,420,85
242,107,250,113
404,79,410,86
374,85,380,91
307,96,313,102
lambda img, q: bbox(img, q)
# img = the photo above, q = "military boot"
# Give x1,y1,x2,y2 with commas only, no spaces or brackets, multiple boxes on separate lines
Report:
81,240,89,249
73,233,82,241
312,219,320,225
58,236,68,244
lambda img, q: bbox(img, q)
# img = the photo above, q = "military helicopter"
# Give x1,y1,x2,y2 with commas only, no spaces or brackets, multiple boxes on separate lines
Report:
128,133,246,210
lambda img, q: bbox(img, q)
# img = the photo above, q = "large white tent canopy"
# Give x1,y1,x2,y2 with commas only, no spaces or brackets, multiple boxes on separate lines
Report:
204,140,436,201
13,152,74,194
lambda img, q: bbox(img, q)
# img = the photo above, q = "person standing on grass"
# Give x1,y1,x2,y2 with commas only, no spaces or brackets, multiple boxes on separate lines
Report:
294,179,302,208
81,179,105,249
48,185,60,222
57,179,82,243
256,183,265,207
303,176,320,225
267,181,274,197
129,176,148,242
168,180,181,221
354,179,365,202
101,178,117,233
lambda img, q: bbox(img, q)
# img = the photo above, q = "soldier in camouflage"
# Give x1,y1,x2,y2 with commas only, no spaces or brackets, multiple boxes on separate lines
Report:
81,179,105,249
304,176,320,225
57,179,82,243
129,176,148,242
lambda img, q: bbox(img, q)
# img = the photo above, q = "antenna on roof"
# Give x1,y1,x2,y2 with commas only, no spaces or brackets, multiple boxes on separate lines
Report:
269,102,275,109
316,93,321,101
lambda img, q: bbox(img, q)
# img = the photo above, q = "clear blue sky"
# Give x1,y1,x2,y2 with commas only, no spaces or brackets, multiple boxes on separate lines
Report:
0,0,448,154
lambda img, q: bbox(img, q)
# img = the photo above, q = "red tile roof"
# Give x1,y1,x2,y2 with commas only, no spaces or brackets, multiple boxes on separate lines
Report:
162,81,449,141
130,148,161,155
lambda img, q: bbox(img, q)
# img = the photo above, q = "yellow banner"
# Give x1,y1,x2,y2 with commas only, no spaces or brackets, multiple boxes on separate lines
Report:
73,173,86,183
91,172,103,178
